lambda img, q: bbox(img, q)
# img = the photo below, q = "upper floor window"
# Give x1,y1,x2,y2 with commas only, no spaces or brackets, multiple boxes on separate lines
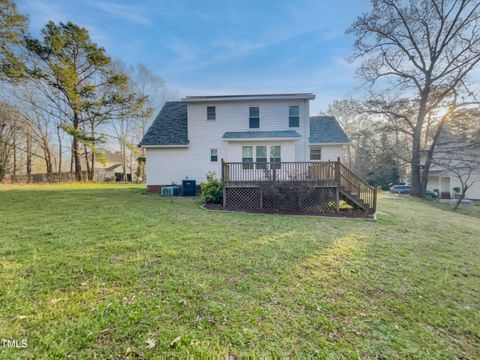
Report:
249,107,260,128
289,105,299,127
207,106,216,121
310,145,321,160
210,148,218,162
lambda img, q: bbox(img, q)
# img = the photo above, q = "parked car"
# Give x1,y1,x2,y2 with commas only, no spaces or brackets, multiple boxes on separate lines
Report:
390,184,411,194
425,189,439,199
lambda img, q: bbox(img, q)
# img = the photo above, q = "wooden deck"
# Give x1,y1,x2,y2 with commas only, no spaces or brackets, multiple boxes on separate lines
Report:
221,159,377,214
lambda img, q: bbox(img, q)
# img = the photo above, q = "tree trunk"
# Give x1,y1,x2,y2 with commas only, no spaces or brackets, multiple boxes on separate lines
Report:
122,142,127,183
453,191,466,211
72,136,82,181
394,128,400,176
26,130,32,183
43,140,53,174
72,113,82,181
89,124,95,181
45,148,52,174
70,139,74,175
410,94,429,197
90,151,95,181
12,124,17,178
83,143,91,180
129,146,134,182
57,126,62,173
420,101,455,197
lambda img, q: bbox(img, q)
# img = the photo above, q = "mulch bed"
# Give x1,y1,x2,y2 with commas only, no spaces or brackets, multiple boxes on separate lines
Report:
203,203,374,219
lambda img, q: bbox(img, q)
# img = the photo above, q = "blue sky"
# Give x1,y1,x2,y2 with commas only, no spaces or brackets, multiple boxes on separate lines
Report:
17,0,370,113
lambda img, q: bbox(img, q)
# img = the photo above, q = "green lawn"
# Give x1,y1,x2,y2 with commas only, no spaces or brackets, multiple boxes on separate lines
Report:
0,184,479,358
432,199,480,218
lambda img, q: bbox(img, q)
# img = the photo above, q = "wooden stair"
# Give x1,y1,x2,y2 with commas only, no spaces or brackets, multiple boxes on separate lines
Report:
337,162,377,213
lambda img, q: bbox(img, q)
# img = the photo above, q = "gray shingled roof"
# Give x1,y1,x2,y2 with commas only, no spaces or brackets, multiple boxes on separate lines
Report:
309,116,349,144
139,101,188,146
223,130,301,139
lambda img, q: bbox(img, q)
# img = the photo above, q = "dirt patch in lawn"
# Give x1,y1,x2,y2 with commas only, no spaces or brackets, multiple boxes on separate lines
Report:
203,202,374,218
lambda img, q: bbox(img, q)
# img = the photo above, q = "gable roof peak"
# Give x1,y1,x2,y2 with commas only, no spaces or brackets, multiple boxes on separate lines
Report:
309,116,350,144
139,101,188,147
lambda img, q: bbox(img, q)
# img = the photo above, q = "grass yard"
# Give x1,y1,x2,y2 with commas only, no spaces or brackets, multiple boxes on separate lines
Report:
0,184,479,358
432,199,480,219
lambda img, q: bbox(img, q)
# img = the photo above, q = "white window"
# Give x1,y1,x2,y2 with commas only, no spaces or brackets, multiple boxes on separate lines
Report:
256,146,267,169
207,106,216,120
310,146,321,160
242,146,253,169
270,145,281,169
210,148,218,162
249,107,260,128
289,106,299,127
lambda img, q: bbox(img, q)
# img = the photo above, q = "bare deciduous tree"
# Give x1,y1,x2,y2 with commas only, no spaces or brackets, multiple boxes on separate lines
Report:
319,98,369,168
348,0,480,196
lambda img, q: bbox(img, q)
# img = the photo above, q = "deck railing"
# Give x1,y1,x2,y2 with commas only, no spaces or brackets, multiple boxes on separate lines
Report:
222,158,377,212
222,160,337,184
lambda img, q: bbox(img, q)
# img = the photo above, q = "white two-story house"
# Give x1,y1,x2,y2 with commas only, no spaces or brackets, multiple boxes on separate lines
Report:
140,93,349,191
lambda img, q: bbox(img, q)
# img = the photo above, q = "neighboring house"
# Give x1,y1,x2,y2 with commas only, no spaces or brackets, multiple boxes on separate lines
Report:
426,145,480,200
93,151,134,182
101,164,123,181
405,138,480,200
425,168,480,200
140,93,349,191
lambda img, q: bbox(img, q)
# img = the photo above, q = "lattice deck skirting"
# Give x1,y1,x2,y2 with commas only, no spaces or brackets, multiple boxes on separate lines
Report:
225,184,338,213
225,187,261,209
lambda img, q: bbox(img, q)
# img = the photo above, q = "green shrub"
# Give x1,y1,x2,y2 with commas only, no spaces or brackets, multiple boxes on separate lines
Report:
201,171,223,203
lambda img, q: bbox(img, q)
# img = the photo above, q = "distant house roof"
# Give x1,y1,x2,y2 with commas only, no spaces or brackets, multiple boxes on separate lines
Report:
94,150,124,165
309,116,350,144
139,101,188,147
428,169,448,176
184,93,315,102
104,163,122,171
223,130,301,140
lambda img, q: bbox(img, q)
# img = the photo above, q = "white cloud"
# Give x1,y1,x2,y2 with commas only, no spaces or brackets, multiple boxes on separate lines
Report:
161,0,349,73
166,37,200,64
87,1,152,26
20,0,68,31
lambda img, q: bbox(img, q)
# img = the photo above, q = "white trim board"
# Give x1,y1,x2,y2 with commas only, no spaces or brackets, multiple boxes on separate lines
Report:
141,145,189,148
223,138,299,142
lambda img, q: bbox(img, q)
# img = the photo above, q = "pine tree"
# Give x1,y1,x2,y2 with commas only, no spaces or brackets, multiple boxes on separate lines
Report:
0,0,28,79
24,22,146,181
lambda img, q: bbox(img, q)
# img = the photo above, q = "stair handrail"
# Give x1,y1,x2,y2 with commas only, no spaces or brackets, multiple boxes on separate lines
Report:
337,158,375,191
337,158,377,212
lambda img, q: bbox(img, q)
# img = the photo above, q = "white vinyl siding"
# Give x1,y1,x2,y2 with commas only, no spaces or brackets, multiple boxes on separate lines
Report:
318,145,343,161
145,99,329,185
